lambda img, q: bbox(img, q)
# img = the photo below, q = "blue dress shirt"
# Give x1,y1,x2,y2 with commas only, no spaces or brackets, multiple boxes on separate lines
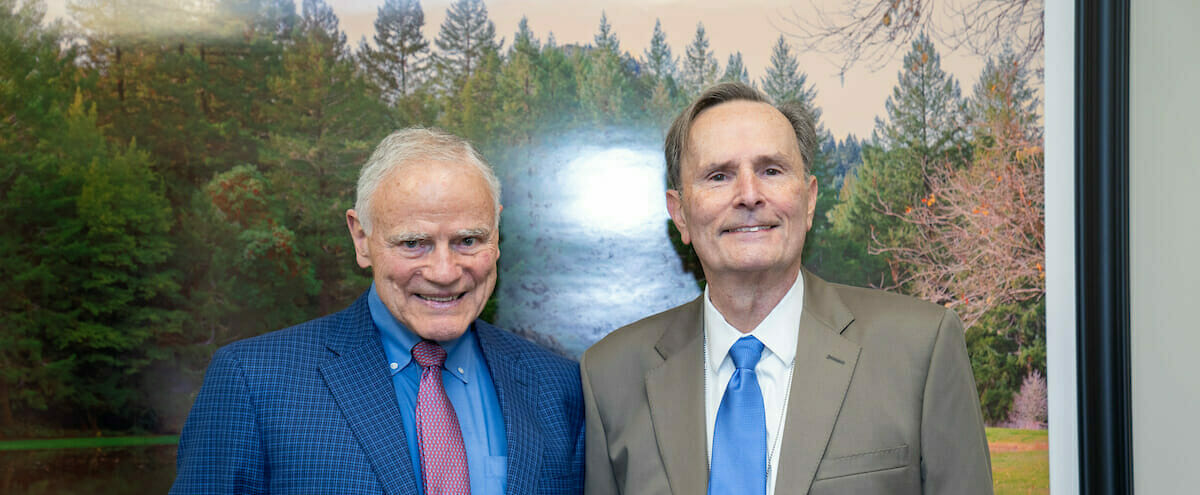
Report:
368,284,508,494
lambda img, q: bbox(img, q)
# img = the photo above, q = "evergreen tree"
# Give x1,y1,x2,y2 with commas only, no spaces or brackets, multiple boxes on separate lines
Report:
969,49,1040,146
826,34,967,289
831,134,864,187
2,88,179,431
761,35,818,122
681,22,719,97
301,0,347,54
259,0,395,315
721,51,750,84
593,10,618,51
644,77,682,130
874,33,967,162
496,17,543,143
578,11,635,123
536,32,579,130
442,48,503,144
642,19,676,81
433,0,498,93
359,0,429,101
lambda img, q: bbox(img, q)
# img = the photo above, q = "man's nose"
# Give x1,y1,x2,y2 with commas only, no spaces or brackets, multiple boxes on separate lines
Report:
735,173,765,208
424,246,463,284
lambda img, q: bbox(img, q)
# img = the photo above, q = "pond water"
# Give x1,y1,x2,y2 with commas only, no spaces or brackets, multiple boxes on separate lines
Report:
3,129,700,492
0,446,176,494
492,128,702,357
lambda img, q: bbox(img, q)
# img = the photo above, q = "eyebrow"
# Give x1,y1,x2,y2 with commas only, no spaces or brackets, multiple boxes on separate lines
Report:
751,153,792,167
387,232,429,244
385,229,491,244
457,228,491,238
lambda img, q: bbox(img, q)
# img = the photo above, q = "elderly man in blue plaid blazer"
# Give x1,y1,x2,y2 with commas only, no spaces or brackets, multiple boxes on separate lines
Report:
172,128,584,494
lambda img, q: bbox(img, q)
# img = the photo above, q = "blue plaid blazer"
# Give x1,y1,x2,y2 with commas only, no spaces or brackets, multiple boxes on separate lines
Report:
172,293,584,494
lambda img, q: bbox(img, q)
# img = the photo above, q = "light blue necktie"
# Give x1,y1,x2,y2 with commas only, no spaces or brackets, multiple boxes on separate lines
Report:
708,336,767,495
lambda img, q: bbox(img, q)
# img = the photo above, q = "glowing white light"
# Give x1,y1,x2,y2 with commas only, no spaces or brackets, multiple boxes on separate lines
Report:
563,148,666,232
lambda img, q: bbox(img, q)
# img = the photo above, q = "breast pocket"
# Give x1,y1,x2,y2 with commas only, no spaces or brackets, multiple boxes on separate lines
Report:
813,444,909,481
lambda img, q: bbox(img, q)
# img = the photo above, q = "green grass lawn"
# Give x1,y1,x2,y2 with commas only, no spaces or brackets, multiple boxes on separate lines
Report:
0,429,1048,492
987,427,1049,495
0,435,179,451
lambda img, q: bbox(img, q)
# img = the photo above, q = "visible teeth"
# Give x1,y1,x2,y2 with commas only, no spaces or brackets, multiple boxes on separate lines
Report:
420,295,457,302
732,226,769,232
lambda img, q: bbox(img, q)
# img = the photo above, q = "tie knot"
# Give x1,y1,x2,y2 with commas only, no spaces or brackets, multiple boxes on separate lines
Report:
411,340,447,368
729,336,765,370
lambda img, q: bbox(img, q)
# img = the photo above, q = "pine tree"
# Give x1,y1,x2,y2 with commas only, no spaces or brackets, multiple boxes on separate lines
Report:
442,48,503,143
537,32,579,130
496,17,543,142
721,52,749,84
827,34,968,289
761,35,818,121
874,33,967,163
642,19,676,81
359,0,429,101
578,12,636,124
681,22,719,97
433,0,498,93
301,0,347,54
260,0,395,315
969,49,1040,146
2,87,179,431
593,11,618,51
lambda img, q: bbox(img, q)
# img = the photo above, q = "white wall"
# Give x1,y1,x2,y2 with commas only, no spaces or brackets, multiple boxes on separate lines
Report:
1044,0,1079,493
1130,0,1200,492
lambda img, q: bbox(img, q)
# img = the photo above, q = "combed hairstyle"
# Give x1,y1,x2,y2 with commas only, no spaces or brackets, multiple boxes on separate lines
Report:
355,127,501,234
664,81,819,191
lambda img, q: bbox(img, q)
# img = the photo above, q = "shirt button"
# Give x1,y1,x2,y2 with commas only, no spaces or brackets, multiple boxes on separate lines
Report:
458,367,465,374
390,362,399,370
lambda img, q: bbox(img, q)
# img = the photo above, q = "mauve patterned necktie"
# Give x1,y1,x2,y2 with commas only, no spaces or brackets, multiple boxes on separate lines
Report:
412,340,471,495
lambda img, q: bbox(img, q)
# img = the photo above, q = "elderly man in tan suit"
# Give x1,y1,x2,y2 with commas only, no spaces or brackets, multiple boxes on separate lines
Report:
581,82,993,495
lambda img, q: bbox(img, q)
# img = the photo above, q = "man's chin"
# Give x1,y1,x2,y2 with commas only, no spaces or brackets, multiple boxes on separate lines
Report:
408,318,474,342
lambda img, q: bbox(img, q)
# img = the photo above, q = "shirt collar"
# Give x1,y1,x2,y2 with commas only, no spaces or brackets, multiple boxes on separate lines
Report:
703,271,805,370
368,283,473,384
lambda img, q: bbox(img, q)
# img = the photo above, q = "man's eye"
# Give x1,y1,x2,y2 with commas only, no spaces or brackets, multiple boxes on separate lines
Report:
402,240,420,249
461,237,477,247
710,173,727,182
764,168,781,176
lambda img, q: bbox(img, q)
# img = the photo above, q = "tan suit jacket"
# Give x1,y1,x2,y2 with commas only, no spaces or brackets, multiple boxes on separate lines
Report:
581,268,993,494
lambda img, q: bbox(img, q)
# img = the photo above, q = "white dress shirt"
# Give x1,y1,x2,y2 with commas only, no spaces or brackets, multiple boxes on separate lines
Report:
704,273,804,495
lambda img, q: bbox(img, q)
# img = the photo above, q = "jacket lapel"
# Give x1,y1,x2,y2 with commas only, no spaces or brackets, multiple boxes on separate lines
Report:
319,296,418,495
644,297,709,495
476,323,543,495
773,269,860,495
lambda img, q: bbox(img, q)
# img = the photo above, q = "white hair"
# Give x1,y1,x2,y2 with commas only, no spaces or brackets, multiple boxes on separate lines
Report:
355,127,501,233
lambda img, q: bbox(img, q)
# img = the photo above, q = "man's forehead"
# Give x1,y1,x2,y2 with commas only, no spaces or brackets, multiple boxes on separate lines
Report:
685,101,800,163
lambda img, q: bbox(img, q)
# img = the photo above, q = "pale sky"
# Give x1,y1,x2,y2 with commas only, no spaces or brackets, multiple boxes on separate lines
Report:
43,0,1041,139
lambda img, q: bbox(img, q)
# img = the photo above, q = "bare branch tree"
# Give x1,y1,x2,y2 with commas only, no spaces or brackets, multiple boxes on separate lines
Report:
783,0,1043,76
869,134,1043,328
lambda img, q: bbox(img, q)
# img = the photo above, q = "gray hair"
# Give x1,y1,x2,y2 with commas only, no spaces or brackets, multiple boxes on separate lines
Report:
664,81,818,191
355,127,501,233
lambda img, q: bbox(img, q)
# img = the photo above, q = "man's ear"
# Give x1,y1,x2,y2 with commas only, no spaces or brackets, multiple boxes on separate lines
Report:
346,209,372,269
804,173,819,231
494,204,503,260
665,189,691,245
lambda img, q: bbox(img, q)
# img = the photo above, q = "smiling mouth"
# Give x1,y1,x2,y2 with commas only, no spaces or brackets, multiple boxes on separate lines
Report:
724,225,776,234
417,293,465,303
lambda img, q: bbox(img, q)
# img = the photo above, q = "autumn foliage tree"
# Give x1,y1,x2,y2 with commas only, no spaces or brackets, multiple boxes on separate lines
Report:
870,51,1045,422
872,51,1042,329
